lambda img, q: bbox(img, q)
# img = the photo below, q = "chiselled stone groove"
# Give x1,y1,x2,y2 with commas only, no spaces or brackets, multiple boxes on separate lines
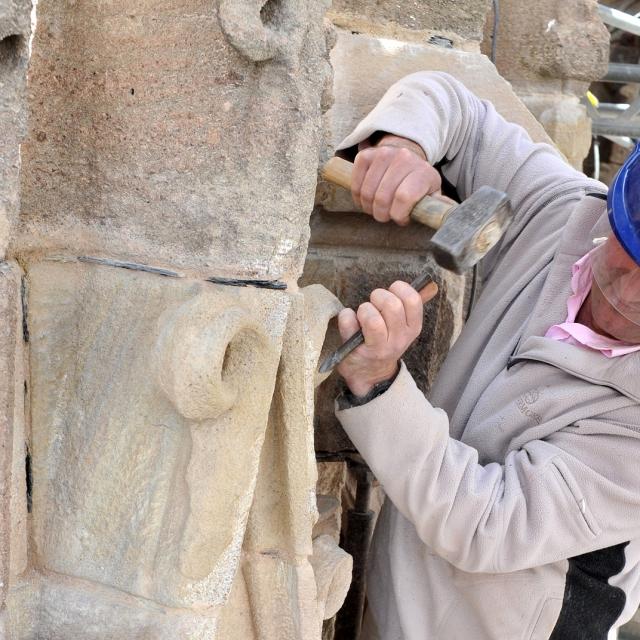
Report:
218,0,303,62
0,34,23,67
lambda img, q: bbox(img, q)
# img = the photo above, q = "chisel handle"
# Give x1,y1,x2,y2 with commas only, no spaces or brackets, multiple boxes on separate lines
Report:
321,157,456,229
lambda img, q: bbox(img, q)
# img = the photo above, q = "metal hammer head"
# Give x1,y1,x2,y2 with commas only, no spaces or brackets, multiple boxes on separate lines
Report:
428,186,513,274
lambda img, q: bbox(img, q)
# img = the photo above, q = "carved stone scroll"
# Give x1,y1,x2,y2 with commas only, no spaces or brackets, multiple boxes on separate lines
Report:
26,260,289,619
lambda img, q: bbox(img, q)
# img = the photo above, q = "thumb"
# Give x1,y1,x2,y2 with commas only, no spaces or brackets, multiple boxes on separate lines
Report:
337,308,361,341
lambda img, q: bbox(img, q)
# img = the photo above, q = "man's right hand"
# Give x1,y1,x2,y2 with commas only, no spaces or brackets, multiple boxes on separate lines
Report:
351,135,448,226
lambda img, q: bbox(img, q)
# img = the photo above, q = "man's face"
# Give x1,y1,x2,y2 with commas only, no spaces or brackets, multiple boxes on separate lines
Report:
591,234,640,343
590,278,640,343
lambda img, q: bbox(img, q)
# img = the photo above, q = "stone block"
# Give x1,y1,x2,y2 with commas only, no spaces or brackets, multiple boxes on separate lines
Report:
222,286,347,640
484,0,609,87
15,0,332,281
330,0,492,42
6,573,219,640
0,0,30,257
309,535,352,622
25,259,290,610
244,286,342,560
538,100,592,171
0,262,24,610
240,554,321,640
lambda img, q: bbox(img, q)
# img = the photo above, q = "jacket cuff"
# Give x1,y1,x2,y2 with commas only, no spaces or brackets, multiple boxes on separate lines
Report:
335,361,427,420
335,362,447,468
336,365,401,410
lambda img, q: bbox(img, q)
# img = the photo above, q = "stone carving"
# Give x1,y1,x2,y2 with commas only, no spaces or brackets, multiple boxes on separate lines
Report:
155,293,280,600
5,0,352,635
310,535,352,623
26,260,289,616
15,0,332,282
217,286,348,640
218,0,305,62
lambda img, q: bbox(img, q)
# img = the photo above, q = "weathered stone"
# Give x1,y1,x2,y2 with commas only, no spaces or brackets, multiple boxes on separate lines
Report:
484,0,609,87
529,96,593,170
314,494,342,541
218,286,348,640
245,286,342,560
0,0,30,257
309,535,352,622
241,554,320,640
320,31,554,207
15,0,332,281
479,0,608,169
315,463,346,543
330,0,492,43
7,572,219,640
0,262,24,612
25,259,289,611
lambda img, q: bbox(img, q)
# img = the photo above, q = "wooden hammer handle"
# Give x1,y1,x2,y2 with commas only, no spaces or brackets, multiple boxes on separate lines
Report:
321,157,456,229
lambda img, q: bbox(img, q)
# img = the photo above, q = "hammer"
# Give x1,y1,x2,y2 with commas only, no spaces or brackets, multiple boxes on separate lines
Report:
317,156,513,374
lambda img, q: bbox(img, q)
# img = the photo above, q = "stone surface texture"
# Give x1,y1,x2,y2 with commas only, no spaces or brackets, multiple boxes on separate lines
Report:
330,0,492,43
0,0,30,257
0,263,25,617
486,0,609,86
481,0,610,168
27,260,289,611
4,253,350,637
14,0,332,281
3,0,354,637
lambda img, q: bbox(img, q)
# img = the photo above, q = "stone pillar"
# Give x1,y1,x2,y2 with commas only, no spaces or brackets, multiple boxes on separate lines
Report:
3,0,353,637
482,0,610,168
0,0,30,634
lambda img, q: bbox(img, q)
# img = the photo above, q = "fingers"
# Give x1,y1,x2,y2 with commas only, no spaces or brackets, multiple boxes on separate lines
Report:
351,146,441,226
370,149,420,226
334,281,439,394
353,147,396,217
389,167,441,226
357,302,388,347
337,308,360,342
370,288,408,337
388,281,423,331
351,148,375,212
338,281,439,348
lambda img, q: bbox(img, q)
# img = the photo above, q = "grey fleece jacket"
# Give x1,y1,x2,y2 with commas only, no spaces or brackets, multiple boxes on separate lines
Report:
335,72,640,640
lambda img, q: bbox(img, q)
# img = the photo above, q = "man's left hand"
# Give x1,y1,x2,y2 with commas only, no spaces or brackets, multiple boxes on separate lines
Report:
336,280,439,397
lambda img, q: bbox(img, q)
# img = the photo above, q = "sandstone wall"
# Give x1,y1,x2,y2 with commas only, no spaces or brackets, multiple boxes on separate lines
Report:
0,0,30,635
2,0,354,638
482,0,610,168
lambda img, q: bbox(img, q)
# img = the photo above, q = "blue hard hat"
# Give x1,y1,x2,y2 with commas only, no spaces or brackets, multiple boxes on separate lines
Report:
608,141,640,266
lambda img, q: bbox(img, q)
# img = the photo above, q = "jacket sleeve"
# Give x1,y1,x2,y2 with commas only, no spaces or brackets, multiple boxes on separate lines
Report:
336,363,640,574
336,72,606,269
